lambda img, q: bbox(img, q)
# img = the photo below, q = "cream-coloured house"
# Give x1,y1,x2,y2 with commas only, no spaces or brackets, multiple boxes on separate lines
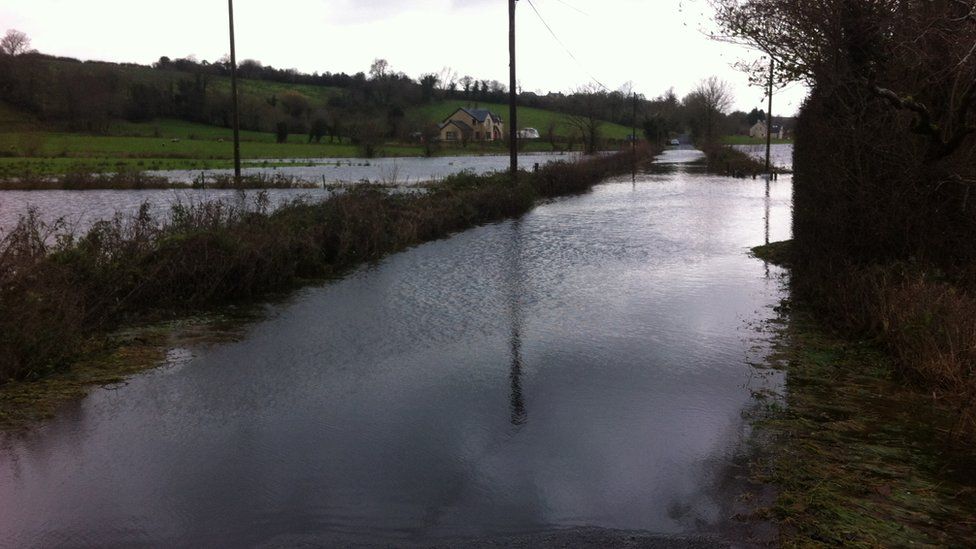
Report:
749,121,785,139
439,108,504,143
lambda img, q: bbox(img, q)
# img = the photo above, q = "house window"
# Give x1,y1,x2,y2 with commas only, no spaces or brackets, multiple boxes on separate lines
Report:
446,131,458,141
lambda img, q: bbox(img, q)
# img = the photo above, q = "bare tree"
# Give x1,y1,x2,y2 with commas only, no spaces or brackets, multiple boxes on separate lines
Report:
546,120,560,152
368,58,390,80
685,76,734,142
436,67,459,94
1,29,30,56
566,83,607,155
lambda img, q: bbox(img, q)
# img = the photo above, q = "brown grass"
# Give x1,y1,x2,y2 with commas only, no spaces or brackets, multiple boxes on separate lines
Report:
791,261,976,440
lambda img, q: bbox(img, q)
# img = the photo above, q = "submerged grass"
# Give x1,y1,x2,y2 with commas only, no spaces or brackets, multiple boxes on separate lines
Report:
0,146,656,425
0,311,258,428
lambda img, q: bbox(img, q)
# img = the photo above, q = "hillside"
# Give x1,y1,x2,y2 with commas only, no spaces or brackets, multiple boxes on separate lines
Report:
0,54,637,177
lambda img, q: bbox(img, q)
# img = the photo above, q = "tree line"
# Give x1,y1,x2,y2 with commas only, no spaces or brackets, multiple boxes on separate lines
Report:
0,28,781,152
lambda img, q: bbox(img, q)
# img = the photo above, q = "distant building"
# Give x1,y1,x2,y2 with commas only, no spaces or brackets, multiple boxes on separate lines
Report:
749,121,785,139
439,108,504,143
518,127,541,139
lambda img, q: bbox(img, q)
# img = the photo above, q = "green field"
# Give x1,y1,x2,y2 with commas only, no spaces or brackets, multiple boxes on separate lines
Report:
0,90,630,177
720,135,793,145
0,114,430,177
409,100,635,140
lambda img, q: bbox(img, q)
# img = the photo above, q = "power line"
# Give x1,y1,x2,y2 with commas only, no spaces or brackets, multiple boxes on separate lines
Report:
524,0,609,91
549,0,588,16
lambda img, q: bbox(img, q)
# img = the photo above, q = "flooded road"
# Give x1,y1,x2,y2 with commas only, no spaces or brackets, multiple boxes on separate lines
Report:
0,150,793,547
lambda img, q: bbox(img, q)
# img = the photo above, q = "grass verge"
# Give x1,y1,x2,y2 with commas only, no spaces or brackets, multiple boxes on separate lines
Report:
750,242,976,546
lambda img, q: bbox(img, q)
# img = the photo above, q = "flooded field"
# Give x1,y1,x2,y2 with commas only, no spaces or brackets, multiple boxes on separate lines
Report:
154,151,587,185
733,143,794,170
0,152,583,234
0,150,793,546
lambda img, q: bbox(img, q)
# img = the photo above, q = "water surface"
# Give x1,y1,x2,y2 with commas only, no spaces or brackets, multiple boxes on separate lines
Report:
154,151,586,185
0,150,792,547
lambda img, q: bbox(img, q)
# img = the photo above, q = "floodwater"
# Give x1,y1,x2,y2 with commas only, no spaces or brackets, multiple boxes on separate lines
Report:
154,151,587,185
0,152,583,235
732,144,794,171
0,149,793,547
0,187,329,236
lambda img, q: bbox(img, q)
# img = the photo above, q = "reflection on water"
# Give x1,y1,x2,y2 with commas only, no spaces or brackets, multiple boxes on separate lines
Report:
0,152,793,546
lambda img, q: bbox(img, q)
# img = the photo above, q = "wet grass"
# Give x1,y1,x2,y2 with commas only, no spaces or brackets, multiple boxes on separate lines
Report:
0,157,232,178
0,132,427,179
753,308,976,547
749,243,976,546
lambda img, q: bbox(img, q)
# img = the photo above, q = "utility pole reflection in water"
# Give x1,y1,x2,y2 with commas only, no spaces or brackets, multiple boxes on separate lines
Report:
507,220,527,426
764,177,771,279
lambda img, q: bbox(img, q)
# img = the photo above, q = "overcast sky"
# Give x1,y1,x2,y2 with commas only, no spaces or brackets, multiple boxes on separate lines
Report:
0,0,807,115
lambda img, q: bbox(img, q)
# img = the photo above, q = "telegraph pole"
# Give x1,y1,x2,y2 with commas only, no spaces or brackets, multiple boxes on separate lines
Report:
765,57,773,177
228,0,242,182
632,92,637,182
508,0,518,181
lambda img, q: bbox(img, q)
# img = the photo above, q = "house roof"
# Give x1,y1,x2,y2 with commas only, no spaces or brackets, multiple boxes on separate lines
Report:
440,120,473,133
443,107,503,124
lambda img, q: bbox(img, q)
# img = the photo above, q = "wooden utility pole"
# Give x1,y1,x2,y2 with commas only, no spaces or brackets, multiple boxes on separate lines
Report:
228,0,242,182
632,92,638,182
508,0,518,181
765,57,773,176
